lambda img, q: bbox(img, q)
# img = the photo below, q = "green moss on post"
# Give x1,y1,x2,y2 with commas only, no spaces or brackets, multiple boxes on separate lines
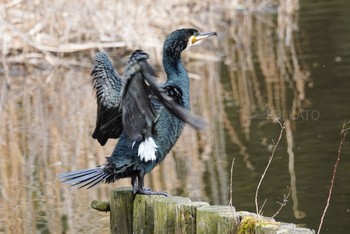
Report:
217,211,237,234
91,200,110,212
255,222,279,234
153,196,191,233
133,194,163,234
196,205,237,234
110,188,133,234
175,201,209,234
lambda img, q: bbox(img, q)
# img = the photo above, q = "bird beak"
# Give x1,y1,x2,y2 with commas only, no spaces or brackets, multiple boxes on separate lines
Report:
189,31,217,46
195,32,217,41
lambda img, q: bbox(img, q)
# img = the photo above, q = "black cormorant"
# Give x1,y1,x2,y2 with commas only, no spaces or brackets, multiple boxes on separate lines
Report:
59,28,216,195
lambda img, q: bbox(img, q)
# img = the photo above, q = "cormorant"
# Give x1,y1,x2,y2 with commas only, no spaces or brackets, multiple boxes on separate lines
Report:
59,28,217,195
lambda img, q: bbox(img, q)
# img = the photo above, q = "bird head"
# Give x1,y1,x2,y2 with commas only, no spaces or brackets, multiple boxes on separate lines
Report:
163,28,217,58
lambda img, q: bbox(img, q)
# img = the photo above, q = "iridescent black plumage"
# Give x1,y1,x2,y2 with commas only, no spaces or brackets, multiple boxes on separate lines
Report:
91,52,123,146
59,29,216,194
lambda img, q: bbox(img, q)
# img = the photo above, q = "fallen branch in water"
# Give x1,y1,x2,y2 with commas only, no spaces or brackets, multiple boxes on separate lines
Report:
317,121,350,234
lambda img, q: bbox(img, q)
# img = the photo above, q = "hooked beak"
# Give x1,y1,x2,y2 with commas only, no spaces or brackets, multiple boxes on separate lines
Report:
189,31,217,46
196,31,217,40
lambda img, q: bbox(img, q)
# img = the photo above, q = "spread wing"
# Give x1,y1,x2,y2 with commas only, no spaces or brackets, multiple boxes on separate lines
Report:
156,85,206,130
120,50,206,142
120,50,157,141
91,52,123,146
91,50,206,146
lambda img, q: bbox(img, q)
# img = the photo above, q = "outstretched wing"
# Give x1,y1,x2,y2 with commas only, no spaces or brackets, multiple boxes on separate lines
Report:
92,50,206,145
91,52,123,146
157,85,206,130
120,50,157,141
120,50,206,142
134,54,206,130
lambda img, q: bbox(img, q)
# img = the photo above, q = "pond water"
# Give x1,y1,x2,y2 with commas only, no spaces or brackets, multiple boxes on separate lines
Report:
220,1,350,233
1,1,350,233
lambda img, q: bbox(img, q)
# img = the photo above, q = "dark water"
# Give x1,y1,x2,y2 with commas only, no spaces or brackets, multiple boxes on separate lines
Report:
212,1,350,233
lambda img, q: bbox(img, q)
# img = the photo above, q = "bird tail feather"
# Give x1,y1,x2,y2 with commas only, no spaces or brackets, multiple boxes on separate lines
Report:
58,167,111,189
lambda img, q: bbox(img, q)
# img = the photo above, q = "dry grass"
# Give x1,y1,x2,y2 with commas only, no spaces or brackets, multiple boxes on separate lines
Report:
0,0,303,233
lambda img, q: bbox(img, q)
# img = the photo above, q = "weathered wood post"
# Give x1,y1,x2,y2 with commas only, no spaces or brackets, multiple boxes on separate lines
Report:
109,187,134,234
91,188,316,234
196,205,237,234
152,196,191,233
175,201,209,234
133,194,162,233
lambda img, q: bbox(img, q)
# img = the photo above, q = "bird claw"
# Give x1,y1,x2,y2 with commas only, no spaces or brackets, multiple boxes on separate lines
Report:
135,187,168,196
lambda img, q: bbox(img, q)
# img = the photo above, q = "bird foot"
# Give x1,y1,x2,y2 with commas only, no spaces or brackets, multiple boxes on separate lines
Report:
135,187,168,196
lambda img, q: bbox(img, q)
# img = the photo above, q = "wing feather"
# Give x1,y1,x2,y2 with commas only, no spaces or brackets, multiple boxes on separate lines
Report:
120,50,206,142
91,50,206,145
91,52,123,145
120,50,156,141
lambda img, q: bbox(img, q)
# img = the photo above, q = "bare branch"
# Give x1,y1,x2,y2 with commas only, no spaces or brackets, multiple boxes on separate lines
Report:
255,120,286,217
271,187,291,218
229,158,235,207
317,121,350,234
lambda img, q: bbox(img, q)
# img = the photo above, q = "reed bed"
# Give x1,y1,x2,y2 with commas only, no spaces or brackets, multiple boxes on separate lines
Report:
0,0,303,233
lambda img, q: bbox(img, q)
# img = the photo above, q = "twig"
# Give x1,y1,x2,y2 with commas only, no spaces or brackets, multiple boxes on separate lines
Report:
317,121,350,234
271,187,291,218
255,120,285,217
229,157,235,207
259,199,267,215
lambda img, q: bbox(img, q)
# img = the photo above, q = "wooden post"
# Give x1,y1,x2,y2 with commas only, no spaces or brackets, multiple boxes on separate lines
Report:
153,196,191,233
96,188,315,234
196,205,237,234
133,194,163,234
91,200,110,211
110,187,134,234
175,201,209,234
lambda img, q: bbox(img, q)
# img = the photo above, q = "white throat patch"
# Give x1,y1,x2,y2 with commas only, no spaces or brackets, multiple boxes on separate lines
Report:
138,137,158,162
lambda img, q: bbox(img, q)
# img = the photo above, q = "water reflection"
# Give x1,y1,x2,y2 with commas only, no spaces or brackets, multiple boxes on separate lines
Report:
1,0,350,233
222,1,350,233
220,2,309,221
